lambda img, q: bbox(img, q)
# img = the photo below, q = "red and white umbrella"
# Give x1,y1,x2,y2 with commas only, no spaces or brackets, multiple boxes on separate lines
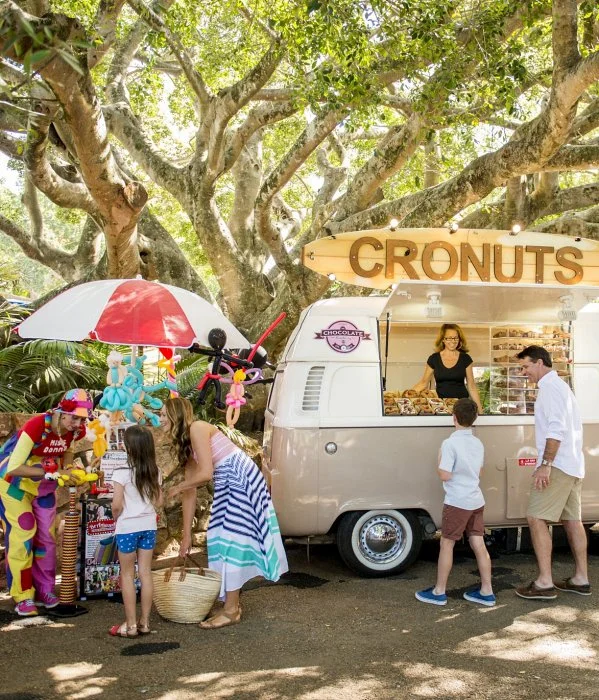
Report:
17,278,250,349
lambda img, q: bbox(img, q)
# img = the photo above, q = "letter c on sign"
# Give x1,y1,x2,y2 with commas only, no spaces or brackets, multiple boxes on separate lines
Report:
349,237,384,278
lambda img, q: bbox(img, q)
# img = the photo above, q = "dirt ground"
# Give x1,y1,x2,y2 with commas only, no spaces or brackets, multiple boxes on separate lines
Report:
1,537,598,700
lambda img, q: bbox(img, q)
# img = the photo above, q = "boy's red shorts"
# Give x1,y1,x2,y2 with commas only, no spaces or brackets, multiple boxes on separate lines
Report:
441,504,485,541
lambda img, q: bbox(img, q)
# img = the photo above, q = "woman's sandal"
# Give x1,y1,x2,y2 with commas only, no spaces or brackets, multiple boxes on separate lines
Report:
137,621,151,635
109,623,138,638
199,609,241,630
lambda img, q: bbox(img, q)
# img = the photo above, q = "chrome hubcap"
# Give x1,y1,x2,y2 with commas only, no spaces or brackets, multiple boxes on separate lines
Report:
359,515,407,564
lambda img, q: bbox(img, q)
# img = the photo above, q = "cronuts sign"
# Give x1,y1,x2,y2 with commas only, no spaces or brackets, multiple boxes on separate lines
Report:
301,228,599,290
349,237,582,284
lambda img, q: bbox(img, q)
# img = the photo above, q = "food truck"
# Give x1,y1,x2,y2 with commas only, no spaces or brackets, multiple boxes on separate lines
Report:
262,228,599,576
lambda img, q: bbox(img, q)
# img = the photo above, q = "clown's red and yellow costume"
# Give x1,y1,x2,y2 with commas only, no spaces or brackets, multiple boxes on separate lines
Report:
0,391,90,608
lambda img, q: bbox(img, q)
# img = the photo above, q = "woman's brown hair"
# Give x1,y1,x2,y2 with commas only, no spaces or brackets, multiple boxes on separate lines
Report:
164,397,194,471
433,323,469,353
123,425,161,505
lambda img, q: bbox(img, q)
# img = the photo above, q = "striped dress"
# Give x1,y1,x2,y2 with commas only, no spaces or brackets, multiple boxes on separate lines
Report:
207,431,288,598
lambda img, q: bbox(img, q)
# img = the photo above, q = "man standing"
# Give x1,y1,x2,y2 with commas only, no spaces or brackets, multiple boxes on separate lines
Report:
515,345,591,600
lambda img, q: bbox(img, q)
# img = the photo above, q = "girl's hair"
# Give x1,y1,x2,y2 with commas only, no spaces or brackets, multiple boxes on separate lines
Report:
433,323,469,353
123,425,161,504
164,397,194,471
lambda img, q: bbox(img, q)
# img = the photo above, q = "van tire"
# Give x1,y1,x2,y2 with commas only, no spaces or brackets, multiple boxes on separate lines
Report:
336,509,422,577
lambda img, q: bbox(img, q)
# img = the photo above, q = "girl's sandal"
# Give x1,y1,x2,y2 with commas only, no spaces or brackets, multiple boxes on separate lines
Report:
199,610,241,630
109,623,138,638
137,621,151,635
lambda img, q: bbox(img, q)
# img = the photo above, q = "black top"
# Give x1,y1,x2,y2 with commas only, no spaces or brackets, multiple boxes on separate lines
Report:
426,351,473,399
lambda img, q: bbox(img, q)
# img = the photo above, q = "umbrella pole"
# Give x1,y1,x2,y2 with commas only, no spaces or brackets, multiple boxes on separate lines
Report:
48,487,88,618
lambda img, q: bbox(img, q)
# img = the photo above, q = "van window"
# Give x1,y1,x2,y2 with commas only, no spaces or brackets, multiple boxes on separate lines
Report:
267,370,284,414
380,322,573,416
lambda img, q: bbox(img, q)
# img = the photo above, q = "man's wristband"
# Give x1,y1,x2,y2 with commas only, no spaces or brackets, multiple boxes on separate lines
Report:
539,459,553,469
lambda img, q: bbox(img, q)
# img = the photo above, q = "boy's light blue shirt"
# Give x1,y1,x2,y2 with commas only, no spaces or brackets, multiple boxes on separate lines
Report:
439,428,485,511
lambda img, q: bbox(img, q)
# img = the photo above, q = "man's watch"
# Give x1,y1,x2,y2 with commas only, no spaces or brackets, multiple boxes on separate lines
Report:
540,459,553,468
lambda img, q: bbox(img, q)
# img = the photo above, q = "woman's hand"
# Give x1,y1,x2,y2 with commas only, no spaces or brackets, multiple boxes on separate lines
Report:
167,484,181,500
179,534,192,558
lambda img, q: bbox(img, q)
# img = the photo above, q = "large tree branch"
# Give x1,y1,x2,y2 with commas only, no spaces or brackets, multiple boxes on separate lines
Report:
126,0,210,111
87,0,128,69
333,115,423,221
223,100,297,173
104,103,186,197
137,209,214,300
254,109,345,270
24,108,100,217
221,41,283,117
0,181,102,281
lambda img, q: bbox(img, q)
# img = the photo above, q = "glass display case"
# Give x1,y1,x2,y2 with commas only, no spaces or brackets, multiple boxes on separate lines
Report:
488,325,572,414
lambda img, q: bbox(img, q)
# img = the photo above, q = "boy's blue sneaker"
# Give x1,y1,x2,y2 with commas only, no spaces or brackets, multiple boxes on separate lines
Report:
463,588,496,607
415,587,447,606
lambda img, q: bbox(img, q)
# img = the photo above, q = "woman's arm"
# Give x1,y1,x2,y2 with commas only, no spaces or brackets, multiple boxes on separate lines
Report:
168,422,215,496
412,364,434,393
179,486,196,557
465,364,483,414
112,482,124,520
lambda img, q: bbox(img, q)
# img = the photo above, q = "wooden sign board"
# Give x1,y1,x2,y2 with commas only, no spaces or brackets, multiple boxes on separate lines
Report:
302,229,599,290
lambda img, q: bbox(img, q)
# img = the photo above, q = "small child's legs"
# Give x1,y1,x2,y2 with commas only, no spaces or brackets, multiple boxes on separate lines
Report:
434,537,455,595
469,535,493,596
118,550,138,629
116,529,157,632
137,547,154,628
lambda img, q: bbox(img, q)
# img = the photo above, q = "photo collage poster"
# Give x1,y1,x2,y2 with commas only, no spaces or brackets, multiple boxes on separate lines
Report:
79,422,138,598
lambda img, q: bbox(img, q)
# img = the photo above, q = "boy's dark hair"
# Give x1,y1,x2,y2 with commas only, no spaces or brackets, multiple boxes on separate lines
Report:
453,398,478,427
515,344,552,367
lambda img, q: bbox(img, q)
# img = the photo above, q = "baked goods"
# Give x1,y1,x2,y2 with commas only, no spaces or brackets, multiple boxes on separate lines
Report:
418,405,435,415
420,389,438,399
402,389,419,398
396,398,418,415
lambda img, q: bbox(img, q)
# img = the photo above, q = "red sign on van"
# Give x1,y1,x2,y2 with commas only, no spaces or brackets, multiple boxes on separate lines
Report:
518,458,537,467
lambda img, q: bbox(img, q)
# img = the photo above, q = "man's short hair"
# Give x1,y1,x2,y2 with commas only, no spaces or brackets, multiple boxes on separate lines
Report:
515,344,552,367
453,398,478,427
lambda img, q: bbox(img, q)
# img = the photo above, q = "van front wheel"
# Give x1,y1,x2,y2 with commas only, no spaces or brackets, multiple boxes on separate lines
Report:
337,510,422,577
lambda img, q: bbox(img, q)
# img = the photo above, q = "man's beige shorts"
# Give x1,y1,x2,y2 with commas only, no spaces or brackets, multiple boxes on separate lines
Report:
527,466,582,522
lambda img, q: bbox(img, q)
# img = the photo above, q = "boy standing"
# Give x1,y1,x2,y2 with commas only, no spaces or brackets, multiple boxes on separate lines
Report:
416,398,495,606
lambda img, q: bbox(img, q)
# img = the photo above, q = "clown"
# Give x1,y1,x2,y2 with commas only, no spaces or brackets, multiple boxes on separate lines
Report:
0,389,92,616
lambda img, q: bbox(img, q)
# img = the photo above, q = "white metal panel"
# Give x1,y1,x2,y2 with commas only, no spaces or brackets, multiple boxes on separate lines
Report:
381,281,599,325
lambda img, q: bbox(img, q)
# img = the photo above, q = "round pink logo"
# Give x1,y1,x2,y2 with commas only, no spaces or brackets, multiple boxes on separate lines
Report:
315,320,371,353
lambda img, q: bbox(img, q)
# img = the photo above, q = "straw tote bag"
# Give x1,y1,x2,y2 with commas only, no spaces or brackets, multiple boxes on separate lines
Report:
152,554,221,623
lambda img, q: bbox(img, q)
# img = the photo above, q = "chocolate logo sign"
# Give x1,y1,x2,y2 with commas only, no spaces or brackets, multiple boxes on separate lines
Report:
315,320,371,353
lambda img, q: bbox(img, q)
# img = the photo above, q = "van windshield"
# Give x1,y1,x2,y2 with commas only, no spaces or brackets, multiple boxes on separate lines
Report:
380,322,573,416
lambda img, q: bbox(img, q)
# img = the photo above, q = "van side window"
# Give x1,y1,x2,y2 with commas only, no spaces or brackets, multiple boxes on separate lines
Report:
267,370,284,413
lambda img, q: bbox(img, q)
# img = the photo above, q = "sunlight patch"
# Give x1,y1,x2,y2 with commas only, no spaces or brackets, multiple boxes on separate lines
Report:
455,606,599,669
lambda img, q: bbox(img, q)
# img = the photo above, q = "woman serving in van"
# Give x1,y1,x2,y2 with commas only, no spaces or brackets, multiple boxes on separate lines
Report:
412,324,483,414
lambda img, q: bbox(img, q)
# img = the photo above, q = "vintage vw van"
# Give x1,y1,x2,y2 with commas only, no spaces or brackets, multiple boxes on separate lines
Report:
262,229,599,576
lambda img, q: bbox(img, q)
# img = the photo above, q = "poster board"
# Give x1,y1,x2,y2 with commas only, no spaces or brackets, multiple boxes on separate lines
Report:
79,496,121,599
96,422,133,496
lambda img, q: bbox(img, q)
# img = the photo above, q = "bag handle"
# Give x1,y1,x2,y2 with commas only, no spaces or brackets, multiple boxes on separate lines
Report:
163,552,206,583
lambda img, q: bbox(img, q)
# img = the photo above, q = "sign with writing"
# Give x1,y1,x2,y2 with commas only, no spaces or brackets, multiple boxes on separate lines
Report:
302,229,599,290
518,458,538,467
315,320,372,353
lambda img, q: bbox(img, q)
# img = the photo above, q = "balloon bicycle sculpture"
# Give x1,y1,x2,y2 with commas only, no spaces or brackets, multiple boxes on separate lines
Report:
192,313,286,427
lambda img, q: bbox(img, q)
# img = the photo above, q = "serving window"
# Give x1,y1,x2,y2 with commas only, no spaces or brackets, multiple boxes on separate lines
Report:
380,322,573,416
